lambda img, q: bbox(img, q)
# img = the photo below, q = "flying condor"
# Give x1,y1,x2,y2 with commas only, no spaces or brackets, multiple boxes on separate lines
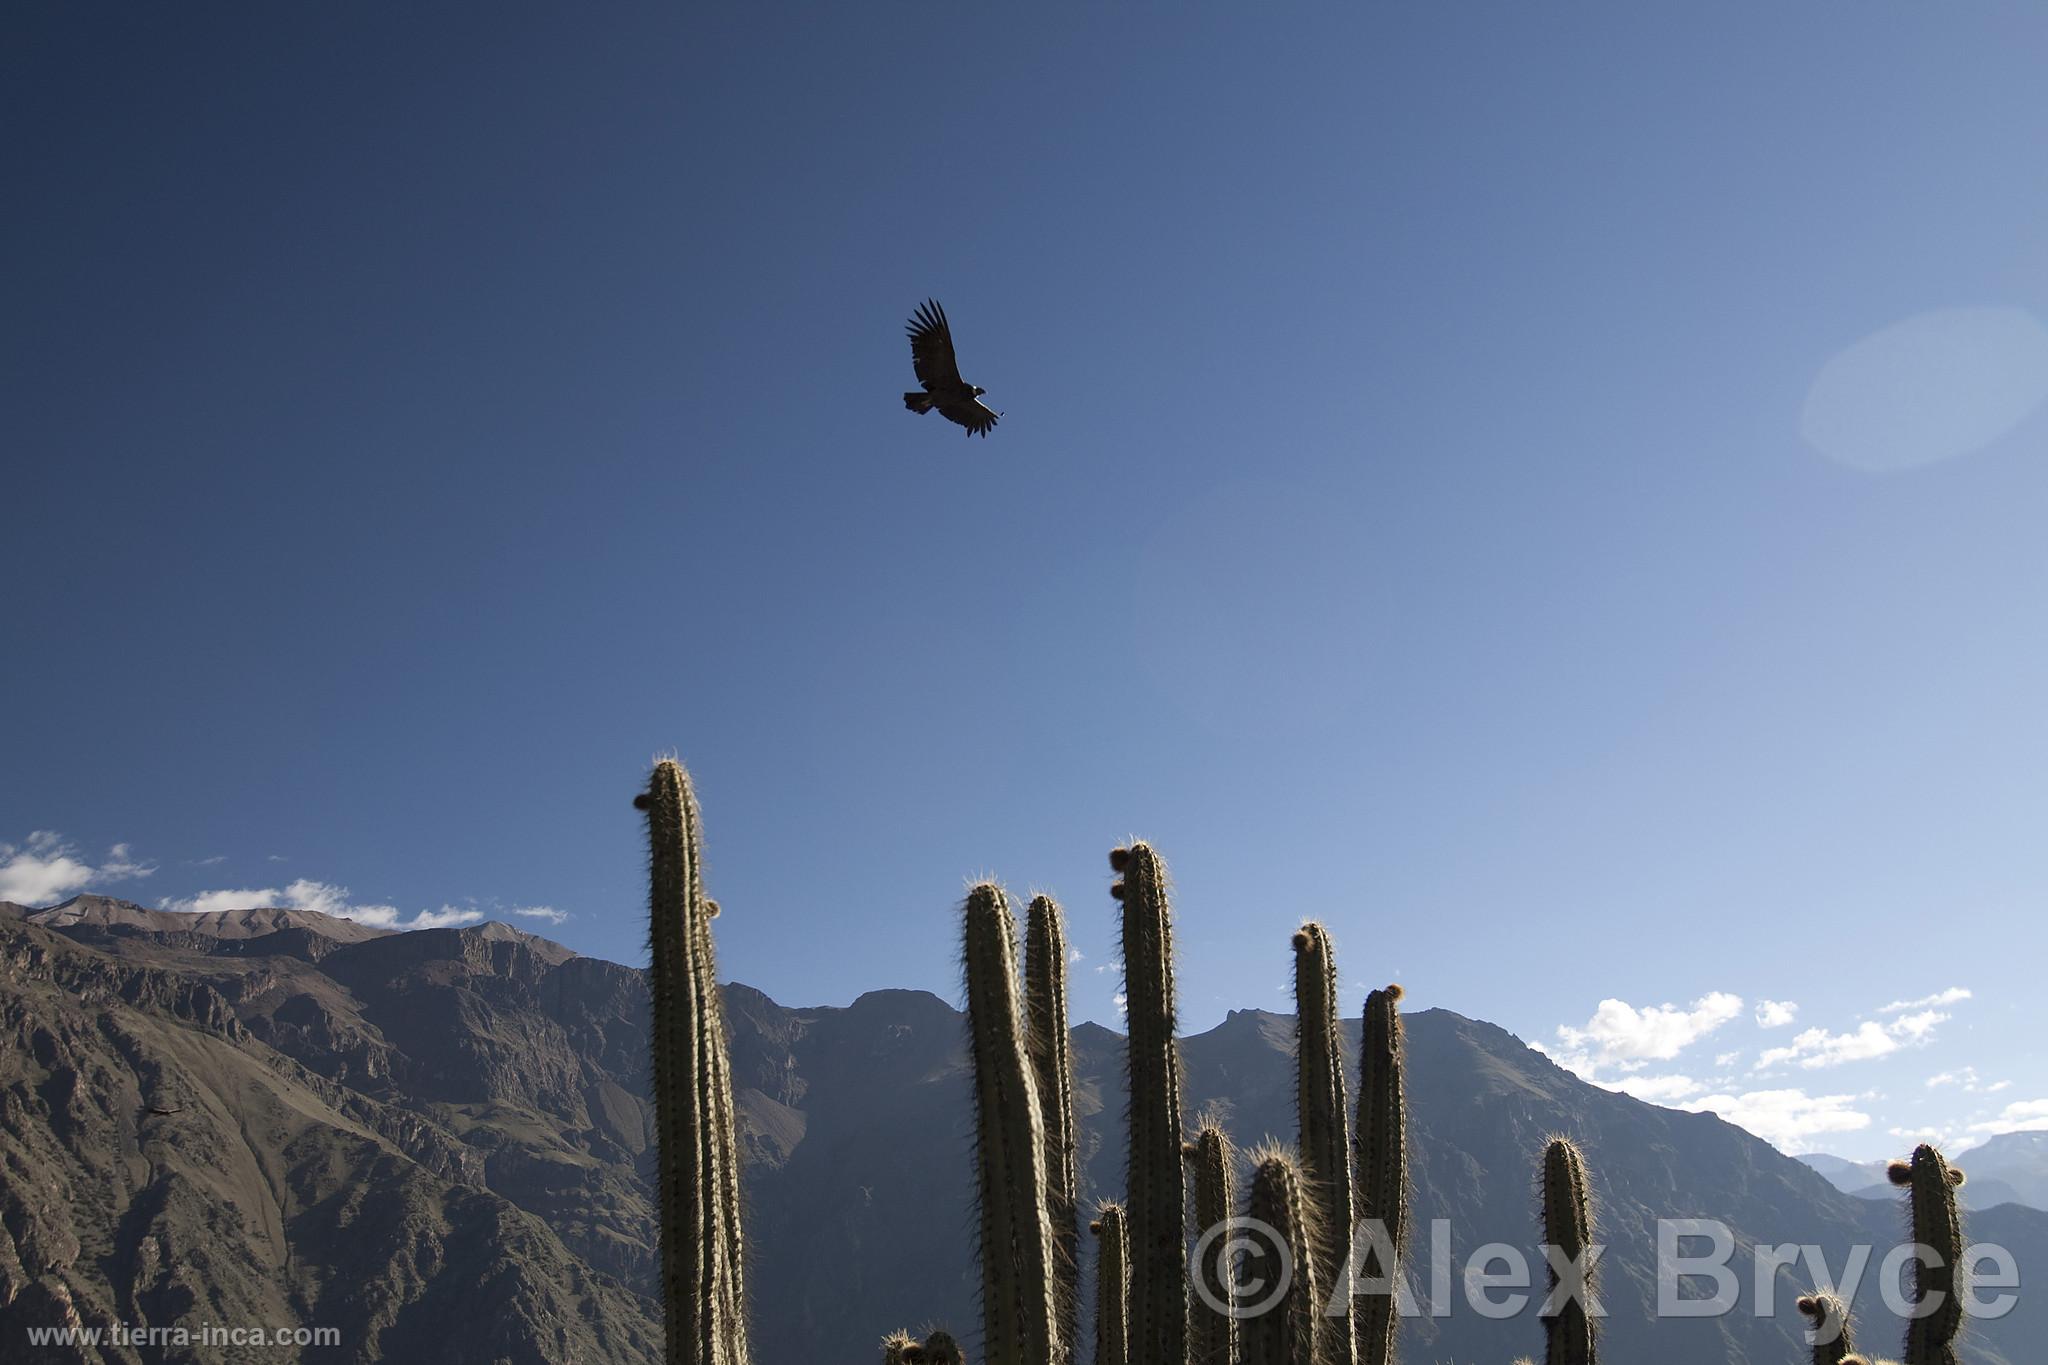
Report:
903,299,1001,437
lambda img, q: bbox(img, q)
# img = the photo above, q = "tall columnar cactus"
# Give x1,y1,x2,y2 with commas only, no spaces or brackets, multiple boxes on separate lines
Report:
1109,842,1188,1365
1354,983,1408,1365
1240,1146,1320,1365
1889,1144,1967,1365
1025,894,1080,1354
1185,1123,1238,1365
637,760,750,1365
1797,1291,1858,1365
961,883,1063,1365
1091,1203,1130,1365
1292,922,1356,1365
1540,1137,1598,1365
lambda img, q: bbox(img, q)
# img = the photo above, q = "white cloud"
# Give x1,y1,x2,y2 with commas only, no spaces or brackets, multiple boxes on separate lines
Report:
1877,987,1972,1014
1755,1000,1800,1029
1679,1088,1872,1151
159,878,481,931
1986,1080,2013,1094
512,906,568,926
1715,1051,1744,1068
1926,1069,1971,1090
1551,992,1743,1076
1111,992,1127,1016
1889,1124,1966,1149
0,831,157,906
1754,1011,1950,1071
1969,1100,2048,1137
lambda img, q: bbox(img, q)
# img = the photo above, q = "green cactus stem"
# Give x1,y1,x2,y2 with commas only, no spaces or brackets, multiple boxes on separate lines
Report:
1293,922,1357,1365
1185,1123,1238,1365
1025,894,1080,1354
1240,1146,1320,1365
1109,842,1188,1365
1354,983,1408,1365
961,882,1062,1365
1797,1291,1858,1365
1091,1203,1130,1365
1889,1145,1967,1365
638,759,750,1365
1540,1137,1598,1365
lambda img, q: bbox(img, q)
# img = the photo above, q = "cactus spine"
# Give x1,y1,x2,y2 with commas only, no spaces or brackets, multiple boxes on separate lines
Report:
1889,1144,1966,1365
961,882,1063,1365
1109,843,1188,1365
1185,1124,1237,1365
638,760,750,1365
1354,983,1408,1365
1091,1203,1130,1365
1797,1292,1858,1365
1293,922,1357,1365
1240,1147,1320,1365
882,1332,965,1365
1025,894,1081,1355
1540,1137,1598,1365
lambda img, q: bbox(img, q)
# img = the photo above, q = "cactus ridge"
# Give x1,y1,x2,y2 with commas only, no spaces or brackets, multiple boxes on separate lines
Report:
1539,1136,1597,1365
1024,894,1081,1356
642,760,751,1365
1186,1122,1239,1365
1797,1291,1858,1365
961,882,1063,1365
1110,843,1189,1365
1241,1144,1322,1365
1893,1144,1967,1365
1355,983,1408,1365
1293,922,1357,1365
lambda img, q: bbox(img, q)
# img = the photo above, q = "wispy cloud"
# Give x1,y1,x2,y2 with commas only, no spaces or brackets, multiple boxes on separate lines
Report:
1601,1074,1706,1104
512,906,568,927
0,831,157,906
1548,992,1743,1076
1968,1099,2048,1137
1755,1011,1950,1071
1678,1088,1872,1151
159,878,484,931
1755,1000,1799,1029
1877,987,1971,1014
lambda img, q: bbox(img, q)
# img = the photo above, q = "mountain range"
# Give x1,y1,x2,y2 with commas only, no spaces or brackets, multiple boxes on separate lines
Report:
2,894,2041,1363
1800,1133,2048,1214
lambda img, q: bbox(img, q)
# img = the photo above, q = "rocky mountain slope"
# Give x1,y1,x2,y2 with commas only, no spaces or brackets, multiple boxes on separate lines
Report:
2,896,2040,1363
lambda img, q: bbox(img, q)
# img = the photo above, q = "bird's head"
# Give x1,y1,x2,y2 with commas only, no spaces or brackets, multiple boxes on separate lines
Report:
971,385,987,397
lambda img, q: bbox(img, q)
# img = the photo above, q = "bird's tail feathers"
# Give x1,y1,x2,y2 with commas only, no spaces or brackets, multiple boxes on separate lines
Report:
903,391,935,414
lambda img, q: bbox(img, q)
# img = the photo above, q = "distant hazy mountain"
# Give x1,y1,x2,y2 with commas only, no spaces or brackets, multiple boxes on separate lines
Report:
1802,1135,2048,1214
2,896,2040,1363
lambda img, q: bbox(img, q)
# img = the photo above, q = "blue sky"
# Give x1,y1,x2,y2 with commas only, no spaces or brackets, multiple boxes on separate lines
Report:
8,5,2048,1159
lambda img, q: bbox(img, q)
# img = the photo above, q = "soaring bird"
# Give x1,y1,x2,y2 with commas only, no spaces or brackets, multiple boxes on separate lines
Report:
903,299,1000,436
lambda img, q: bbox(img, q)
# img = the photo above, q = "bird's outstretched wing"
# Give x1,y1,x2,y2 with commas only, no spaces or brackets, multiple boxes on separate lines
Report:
906,299,964,391
937,396,1000,437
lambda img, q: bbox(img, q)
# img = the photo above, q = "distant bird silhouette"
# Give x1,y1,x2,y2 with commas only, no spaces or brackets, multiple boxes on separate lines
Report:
146,1105,183,1116
903,299,1000,437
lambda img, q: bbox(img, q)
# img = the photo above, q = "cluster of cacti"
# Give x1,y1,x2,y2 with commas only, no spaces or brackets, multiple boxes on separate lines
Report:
636,772,1983,1365
637,760,751,1365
